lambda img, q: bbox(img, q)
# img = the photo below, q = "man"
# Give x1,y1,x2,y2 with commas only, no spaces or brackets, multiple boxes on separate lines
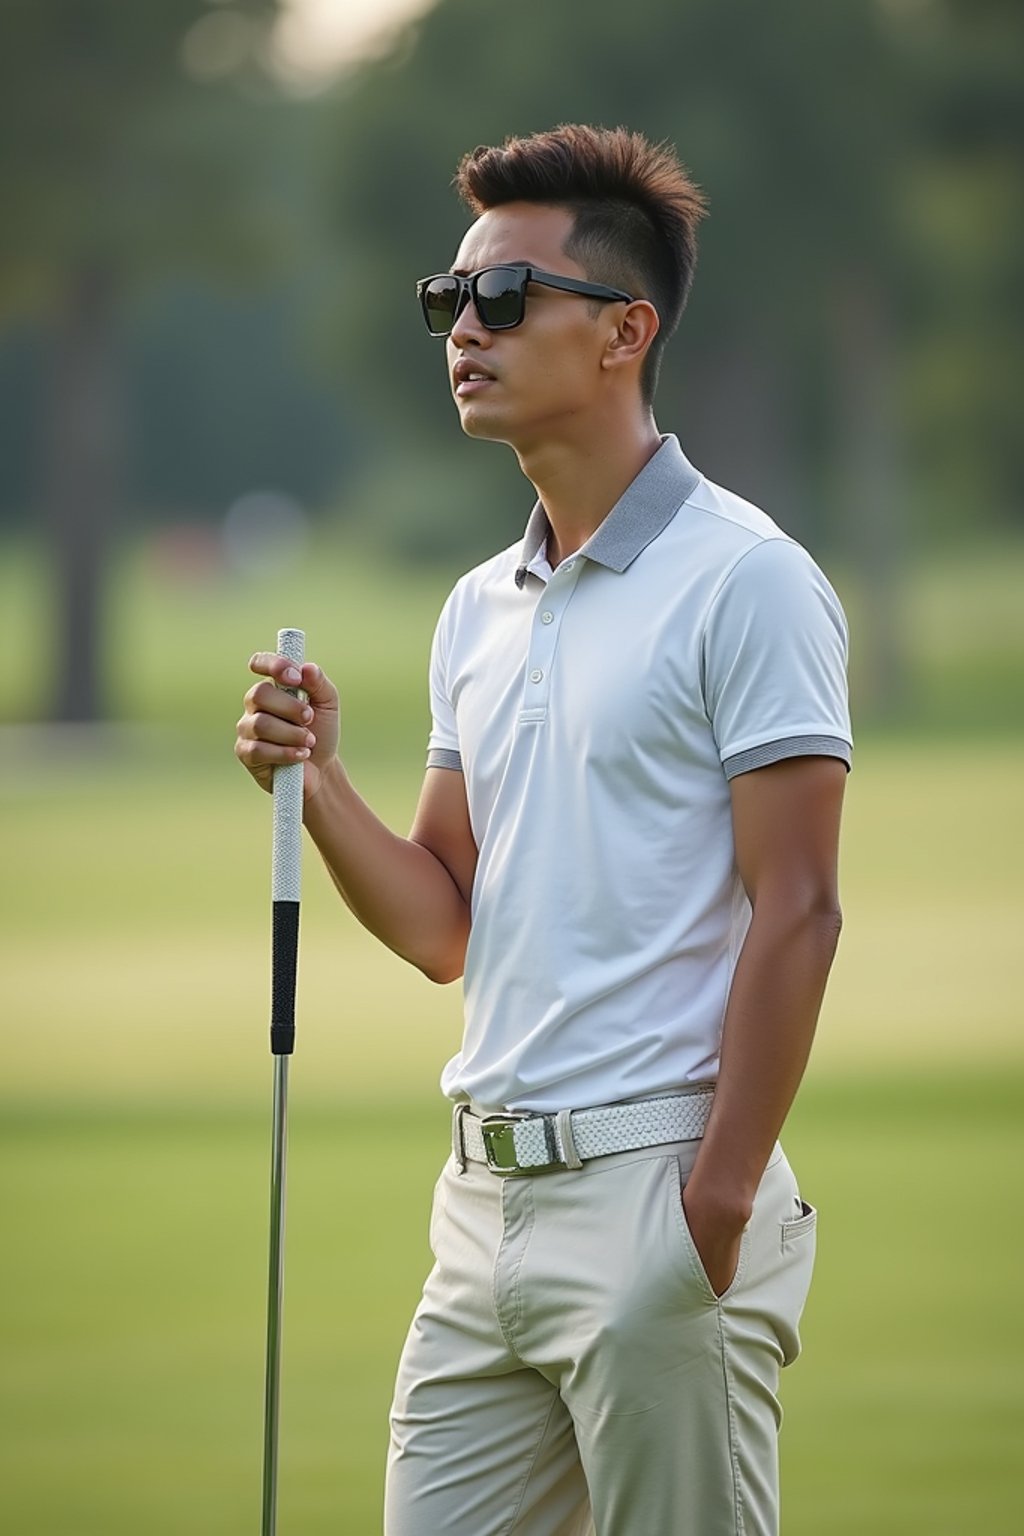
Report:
236,124,851,1536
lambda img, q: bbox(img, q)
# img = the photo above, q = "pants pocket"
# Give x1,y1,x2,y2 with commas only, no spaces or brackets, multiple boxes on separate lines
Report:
774,1194,817,1365
781,1198,817,1251
668,1156,748,1304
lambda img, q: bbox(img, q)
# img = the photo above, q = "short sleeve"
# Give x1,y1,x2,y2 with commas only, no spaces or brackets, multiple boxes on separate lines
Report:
426,595,463,771
701,538,852,779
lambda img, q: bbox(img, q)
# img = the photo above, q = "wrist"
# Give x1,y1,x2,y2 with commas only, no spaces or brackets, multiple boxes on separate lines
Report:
683,1166,755,1233
302,754,348,826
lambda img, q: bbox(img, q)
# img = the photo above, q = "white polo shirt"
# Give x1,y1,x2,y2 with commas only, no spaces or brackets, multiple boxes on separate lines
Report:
427,436,851,1114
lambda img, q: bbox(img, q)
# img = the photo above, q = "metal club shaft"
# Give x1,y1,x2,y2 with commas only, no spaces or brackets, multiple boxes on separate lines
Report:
262,627,305,1536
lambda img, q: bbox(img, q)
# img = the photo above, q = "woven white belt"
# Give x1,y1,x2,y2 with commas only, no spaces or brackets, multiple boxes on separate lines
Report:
455,1089,714,1176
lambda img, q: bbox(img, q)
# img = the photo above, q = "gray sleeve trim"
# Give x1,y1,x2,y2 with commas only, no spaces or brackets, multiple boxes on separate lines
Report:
426,747,463,771
723,735,852,780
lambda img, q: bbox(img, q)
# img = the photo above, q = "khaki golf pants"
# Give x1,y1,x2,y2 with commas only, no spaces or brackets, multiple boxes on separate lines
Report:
385,1135,817,1536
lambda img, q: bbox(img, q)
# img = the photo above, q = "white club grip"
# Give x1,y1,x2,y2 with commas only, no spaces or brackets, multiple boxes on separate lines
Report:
272,628,306,902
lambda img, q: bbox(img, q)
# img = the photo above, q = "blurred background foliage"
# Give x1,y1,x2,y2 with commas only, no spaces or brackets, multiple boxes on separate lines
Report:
1,0,1022,724
1,4,1022,1533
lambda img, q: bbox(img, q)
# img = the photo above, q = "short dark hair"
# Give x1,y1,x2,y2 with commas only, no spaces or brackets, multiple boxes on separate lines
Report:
454,124,707,403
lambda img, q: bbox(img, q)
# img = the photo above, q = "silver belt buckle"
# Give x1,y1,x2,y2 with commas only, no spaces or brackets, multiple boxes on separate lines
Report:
480,1112,562,1176
480,1113,530,1176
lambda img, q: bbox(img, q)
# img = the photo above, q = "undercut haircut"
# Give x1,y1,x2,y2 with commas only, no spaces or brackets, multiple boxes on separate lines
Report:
454,124,707,403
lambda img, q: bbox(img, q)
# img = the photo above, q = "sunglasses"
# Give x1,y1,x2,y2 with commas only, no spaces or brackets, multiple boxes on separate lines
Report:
416,263,634,338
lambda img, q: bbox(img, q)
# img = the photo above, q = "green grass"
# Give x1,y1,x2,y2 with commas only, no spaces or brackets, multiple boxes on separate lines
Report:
2,531,1024,739
0,739,1019,1109
781,1075,1024,1533
1,742,1021,1534
1,535,1022,1530
2,1080,1022,1535
0,1102,448,1536
0,535,459,760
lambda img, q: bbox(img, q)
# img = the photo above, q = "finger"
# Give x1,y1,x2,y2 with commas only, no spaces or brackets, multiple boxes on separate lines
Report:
248,651,305,689
243,679,314,725
237,708,316,752
297,662,337,711
235,734,310,771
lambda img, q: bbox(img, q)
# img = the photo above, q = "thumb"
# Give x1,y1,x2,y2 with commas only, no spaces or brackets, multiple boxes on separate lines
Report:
300,662,337,710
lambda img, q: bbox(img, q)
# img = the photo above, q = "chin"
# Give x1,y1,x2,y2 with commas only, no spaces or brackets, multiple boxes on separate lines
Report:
456,402,513,444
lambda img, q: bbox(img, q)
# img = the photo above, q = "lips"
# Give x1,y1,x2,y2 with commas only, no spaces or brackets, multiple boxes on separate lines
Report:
452,358,496,396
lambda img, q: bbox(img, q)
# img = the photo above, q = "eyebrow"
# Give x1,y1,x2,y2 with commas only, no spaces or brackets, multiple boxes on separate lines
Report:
449,260,533,277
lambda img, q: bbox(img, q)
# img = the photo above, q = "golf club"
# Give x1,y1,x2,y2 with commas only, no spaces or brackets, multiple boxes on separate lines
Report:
262,626,306,1536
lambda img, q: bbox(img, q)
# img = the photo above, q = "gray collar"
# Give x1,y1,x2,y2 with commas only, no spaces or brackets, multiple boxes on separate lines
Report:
515,436,701,586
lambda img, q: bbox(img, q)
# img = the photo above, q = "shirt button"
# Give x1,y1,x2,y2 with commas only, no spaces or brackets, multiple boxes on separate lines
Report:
541,611,554,625
529,668,544,683
563,560,575,571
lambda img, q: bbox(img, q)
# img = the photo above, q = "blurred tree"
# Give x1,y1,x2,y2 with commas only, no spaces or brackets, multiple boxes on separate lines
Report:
127,276,352,517
308,0,918,714
310,0,1022,714
316,0,910,525
894,0,1024,531
0,0,294,722
0,278,356,535
5,0,1020,724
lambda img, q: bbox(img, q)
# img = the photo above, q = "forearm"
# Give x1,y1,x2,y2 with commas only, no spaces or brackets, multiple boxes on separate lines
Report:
303,759,470,984
689,898,843,1220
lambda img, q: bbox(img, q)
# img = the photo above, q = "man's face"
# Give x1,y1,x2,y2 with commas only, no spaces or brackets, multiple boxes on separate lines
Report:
442,203,616,452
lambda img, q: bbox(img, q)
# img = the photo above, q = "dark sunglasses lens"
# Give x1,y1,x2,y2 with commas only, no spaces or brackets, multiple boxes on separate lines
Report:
475,268,525,329
423,278,460,335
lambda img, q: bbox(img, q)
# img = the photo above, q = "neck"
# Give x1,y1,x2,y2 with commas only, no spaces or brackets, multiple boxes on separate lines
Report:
515,408,663,568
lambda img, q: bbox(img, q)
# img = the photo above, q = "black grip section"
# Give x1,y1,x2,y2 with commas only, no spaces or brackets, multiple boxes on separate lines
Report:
271,900,300,1055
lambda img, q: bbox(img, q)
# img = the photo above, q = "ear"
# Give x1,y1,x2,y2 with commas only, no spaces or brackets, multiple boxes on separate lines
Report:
600,300,660,376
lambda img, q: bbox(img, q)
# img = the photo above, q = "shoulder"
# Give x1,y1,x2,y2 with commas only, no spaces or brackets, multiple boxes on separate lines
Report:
442,539,522,611
673,479,842,624
430,538,523,658
683,474,791,549
436,537,525,632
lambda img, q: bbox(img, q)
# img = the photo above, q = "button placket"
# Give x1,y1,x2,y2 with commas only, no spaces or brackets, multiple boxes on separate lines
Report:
519,560,581,721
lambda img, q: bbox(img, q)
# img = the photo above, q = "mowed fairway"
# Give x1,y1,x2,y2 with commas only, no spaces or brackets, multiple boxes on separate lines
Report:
2,525,1023,1534
2,1080,1021,1535
2,739,1020,1102
1,737,1021,1533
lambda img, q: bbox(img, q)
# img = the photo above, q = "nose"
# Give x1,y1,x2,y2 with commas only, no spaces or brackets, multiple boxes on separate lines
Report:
449,289,491,350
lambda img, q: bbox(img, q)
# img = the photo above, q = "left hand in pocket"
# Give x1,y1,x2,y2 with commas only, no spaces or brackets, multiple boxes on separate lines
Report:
682,1186,747,1298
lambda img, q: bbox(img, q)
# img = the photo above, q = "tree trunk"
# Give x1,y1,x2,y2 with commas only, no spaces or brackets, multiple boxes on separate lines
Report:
677,336,801,537
43,262,121,724
832,272,908,720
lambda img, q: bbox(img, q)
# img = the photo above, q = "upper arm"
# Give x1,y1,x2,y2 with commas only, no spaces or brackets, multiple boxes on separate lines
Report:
729,755,847,914
703,540,852,774
409,766,478,908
